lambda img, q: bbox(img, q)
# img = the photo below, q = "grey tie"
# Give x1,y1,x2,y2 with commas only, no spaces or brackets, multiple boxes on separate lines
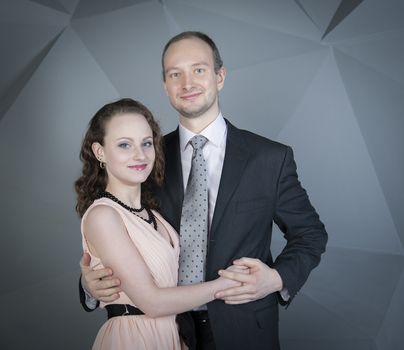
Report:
178,135,209,285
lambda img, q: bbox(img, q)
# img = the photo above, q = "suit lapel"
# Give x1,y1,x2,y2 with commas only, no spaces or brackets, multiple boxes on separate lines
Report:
163,129,184,230
210,121,250,237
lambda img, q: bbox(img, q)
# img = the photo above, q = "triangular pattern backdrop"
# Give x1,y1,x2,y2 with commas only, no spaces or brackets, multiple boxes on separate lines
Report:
0,1,403,349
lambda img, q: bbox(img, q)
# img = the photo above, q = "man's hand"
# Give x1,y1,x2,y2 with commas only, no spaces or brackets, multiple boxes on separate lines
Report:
217,264,249,290
215,257,283,304
80,253,121,303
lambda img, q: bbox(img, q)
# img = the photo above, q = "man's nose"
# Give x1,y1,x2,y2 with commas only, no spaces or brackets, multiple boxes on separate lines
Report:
181,72,193,90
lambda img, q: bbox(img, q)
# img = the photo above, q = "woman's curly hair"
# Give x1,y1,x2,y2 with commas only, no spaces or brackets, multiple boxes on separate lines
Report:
75,98,165,217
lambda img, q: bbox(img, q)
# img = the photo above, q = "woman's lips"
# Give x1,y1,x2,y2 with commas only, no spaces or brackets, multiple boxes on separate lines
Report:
128,164,147,171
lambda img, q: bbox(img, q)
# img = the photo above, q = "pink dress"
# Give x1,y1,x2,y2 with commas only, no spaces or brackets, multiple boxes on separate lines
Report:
81,198,181,350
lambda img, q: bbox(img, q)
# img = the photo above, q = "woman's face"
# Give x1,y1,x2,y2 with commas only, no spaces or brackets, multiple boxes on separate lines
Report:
93,113,155,188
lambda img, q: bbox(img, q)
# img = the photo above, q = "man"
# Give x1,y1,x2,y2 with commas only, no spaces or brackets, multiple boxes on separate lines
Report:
80,31,327,349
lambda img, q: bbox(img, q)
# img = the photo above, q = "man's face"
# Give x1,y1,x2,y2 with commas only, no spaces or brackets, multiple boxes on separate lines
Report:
163,38,225,121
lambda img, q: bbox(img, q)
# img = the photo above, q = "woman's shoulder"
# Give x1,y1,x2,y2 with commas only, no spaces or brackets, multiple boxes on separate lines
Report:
83,198,124,226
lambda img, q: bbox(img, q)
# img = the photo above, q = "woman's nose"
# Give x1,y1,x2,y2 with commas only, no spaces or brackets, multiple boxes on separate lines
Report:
133,146,146,160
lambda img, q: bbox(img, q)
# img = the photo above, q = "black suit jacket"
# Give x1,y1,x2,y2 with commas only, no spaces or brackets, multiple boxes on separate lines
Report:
156,121,327,349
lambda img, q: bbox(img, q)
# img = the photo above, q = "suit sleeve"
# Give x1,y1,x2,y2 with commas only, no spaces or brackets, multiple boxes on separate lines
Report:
272,146,327,304
79,275,100,312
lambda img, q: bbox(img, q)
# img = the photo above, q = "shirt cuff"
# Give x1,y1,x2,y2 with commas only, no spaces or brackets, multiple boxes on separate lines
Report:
279,288,290,302
84,287,98,310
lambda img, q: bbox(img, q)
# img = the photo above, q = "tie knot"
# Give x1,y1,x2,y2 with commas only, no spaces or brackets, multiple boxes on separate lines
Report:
189,135,208,151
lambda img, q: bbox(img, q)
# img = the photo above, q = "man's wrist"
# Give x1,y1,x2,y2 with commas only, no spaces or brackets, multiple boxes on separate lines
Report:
84,287,98,310
271,268,283,292
82,282,98,310
79,275,99,312
279,288,290,301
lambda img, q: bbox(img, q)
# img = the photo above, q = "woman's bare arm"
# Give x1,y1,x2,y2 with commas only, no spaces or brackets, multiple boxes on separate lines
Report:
84,205,238,318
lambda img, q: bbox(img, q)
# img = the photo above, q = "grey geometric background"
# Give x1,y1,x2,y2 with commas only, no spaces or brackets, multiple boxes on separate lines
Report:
0,0,403,349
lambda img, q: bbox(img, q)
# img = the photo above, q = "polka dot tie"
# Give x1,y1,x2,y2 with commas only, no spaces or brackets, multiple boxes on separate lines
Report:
178,135,209,285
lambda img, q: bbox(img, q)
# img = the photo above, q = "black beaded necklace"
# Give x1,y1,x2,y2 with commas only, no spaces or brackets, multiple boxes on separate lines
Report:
98,191,157,230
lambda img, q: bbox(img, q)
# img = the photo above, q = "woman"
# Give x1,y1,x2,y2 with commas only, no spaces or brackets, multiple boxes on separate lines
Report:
75,98,239,349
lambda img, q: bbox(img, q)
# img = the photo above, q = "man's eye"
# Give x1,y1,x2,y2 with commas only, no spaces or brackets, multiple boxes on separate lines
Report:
170,72,180,78
195,68,205,74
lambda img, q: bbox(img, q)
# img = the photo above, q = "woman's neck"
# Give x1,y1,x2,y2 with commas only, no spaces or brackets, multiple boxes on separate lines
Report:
105,184,142,209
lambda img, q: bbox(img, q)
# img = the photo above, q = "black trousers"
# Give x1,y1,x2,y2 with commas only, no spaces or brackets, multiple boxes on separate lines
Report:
177,311,216,350
191,311,216,350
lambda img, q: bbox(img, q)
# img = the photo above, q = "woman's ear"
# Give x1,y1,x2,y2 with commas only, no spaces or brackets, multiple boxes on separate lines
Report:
91,142,104,162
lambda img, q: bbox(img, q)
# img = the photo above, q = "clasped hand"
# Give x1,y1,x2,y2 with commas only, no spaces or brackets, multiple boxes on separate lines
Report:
215,257,283,304
81,253,283,305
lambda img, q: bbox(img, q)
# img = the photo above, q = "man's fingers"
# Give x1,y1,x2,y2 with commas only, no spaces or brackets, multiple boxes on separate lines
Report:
227,264,249,271
93,277,120,290
233,257,259,267
100,276,117,282
89,268,114,281
219,269,252,283
220,293,255,301
215,285,254,299
98,293,121,303
96,287,121,298
216,286,257,303
80,253,91,269
89,279,121,300
225,297,254,305
226,265,249,274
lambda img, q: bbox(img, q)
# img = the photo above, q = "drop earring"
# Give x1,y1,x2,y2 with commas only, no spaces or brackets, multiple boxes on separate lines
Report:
98,157,105,169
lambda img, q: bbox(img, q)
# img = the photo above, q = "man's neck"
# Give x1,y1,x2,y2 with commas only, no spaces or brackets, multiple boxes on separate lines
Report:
179,111,220,134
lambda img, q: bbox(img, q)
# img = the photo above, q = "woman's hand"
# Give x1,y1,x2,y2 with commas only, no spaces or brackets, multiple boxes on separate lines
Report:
216,257,283,304
216,264,250,290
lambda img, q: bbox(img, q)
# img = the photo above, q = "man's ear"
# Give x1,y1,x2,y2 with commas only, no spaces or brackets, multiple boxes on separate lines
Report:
217,66,226,92
163,80,169,96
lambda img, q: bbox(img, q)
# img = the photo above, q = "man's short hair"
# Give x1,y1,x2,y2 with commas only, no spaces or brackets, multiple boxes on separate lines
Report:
161,31,223,81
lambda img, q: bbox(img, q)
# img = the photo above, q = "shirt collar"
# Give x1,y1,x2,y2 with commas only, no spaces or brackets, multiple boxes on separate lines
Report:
179,113,227,151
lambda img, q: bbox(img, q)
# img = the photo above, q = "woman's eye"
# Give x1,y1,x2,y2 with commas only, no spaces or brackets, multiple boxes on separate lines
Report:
118,143,130,149
143,141,153,147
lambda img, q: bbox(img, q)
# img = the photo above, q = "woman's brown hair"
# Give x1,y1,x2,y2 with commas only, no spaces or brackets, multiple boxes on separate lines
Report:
75,98,165,217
